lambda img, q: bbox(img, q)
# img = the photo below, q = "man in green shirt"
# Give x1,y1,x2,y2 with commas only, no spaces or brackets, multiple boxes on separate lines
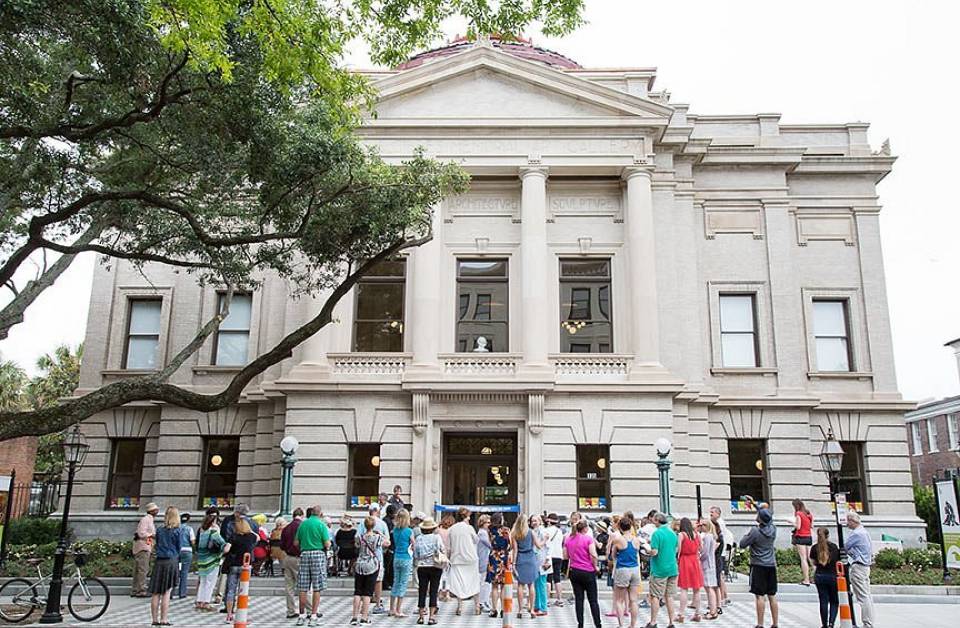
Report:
294,507,331,626
646,512,678,628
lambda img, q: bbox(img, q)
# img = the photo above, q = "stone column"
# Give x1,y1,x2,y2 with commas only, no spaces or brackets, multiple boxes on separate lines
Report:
290,289,331,376
409,204,443,373
525,393,545,515
623,166,661,367
520,165,550,371
409,393,433,512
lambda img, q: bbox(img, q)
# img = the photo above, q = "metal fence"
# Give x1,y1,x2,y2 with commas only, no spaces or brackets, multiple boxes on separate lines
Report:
6,480,60,519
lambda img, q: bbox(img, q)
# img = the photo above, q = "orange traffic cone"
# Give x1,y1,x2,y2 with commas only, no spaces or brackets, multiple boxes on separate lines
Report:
836,561,853,628
502,562,514,628
234,552,252,628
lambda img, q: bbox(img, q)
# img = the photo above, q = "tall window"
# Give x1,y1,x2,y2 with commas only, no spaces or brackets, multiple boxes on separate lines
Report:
838,441,868,513
124,299,162,369
911,422,923,455
949,414,959,451
213,293,252,365
353,260,406,352
927,419,939,452
457,260,508,352
105,439,146,509
560,259,612,353
728,439,768,511
812,300,852,371
199,437,240,509
576,444,610,511
719,294,759,367
348,443,381,509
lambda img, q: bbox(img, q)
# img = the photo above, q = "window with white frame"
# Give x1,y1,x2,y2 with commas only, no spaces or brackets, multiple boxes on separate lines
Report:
949,414,959,451
911,422,923,455
719,294,759,367
812,299,853,371
123,299,162,369
213,293,252,365
927,418,939,452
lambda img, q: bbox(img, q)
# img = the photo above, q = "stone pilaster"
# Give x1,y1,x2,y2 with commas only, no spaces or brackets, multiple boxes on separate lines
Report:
410,392,433,513
409,204,443,374
520,164,550,372
623,165,662,369
525,393,545,515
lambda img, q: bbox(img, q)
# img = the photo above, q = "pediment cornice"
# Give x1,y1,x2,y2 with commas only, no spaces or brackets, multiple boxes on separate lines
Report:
370,44,673,124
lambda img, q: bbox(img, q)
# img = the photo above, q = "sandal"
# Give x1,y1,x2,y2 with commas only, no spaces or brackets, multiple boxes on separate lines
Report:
428,619,437,625
692,614,702,622
416,617,424,625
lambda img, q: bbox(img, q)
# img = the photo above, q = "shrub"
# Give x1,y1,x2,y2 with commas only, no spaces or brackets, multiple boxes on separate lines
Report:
776,548,800,566
5,517,65,546
903,547,942,570
914,484,940,544
874,548,904,569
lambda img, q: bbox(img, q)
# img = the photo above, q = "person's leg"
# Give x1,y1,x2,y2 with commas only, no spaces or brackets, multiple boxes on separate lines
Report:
283,556,298,616
429,567,442,618
648,589,661,627
627,584,639,628
490,583,500,615
151,593,160,622
161,589,171,622
516,581,525,617
362,594,371,620
134,551,148,595
798,545,811,584
417,569,428,617
585,574,602,628
678,587,688,621
814,575,830,627
754,595,765,627
180,552,191,598
663,579,676,625
692,587,701,617
768,595,778,626
570,571,586,628
311,590,321,617
849,564,874,628
352,594,361,619
828,577,839,626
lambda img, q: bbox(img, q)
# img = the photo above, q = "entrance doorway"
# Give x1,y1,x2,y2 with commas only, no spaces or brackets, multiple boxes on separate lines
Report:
442,433,518,508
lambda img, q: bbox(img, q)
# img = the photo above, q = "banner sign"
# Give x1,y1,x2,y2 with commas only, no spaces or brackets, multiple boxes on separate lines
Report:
434,504,521,513
935,478,960,570
834,492,848,527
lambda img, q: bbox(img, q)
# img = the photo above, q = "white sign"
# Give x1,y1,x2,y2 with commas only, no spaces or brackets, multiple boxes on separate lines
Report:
0,475,11,492
935,479,960,570
834,492,848,526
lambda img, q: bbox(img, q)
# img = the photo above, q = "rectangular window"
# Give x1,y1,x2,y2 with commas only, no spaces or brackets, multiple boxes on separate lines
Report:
949,414,959,451
213,293,252,365
199,437,240,509
728,439,768,511
838,441,868,514
911,422,923,455
576,444,610,511
719,294,759,367
353,259,406,352
105,439,146,509
457,259,508,352
124,299,162,369
812,300,852,371
560,259,612,353
927,419,939,452
348,443,381,509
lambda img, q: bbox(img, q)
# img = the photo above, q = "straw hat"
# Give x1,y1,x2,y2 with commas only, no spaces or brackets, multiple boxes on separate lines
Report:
419,517,439,531
145,502,159,513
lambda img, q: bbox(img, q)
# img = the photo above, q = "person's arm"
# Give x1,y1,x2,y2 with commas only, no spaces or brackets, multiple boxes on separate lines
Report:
323,525,331,551
794,514,801,531
738,527,756,550
588,538,599,571
562,537,569,562
532,532,544,549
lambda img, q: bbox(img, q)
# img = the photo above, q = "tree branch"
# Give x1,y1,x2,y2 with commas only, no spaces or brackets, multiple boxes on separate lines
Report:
0,234,431,441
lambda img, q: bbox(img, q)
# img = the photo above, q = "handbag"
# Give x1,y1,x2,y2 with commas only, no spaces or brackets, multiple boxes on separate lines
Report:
434,540,449,567
355,534,381,576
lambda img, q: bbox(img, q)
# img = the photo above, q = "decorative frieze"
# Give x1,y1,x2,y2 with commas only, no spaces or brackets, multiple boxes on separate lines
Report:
329,353,409,375
441,353,520,376
552,354,632,377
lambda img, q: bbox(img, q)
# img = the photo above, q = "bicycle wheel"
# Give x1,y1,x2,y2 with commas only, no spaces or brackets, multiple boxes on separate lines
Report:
67,576,110,622
0,577,40,623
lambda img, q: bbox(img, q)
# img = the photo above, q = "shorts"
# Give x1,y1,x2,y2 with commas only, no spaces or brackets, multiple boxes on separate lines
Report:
716,555,727,582
550,558,566,583
749,565,778,597
354,571,377,597
614,567,641,589
298,550,328,592
648,576,677,599
793,536,812,546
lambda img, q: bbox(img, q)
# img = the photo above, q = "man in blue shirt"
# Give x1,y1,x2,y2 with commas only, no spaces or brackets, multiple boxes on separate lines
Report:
844,511,874,628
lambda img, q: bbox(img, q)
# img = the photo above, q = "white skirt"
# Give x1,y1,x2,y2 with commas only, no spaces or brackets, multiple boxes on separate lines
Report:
446,563,481,599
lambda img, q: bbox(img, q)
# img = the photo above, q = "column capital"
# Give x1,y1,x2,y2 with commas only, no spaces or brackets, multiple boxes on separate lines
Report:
519,165,549,180
621,164,654,181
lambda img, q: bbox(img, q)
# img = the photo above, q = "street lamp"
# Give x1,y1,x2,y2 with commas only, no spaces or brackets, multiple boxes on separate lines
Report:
279,436,299,518
654,438,673,516
40,424,89,624
819,428,847,553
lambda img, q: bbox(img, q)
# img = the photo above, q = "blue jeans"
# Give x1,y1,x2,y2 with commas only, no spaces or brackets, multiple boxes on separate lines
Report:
815,572,838,627
534,574,548,612
392,558,412,597
178,551,193,598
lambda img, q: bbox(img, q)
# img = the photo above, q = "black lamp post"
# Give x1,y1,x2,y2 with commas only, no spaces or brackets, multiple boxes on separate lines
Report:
279,436,299,518
654,438,673,516
40,424,89,624
818,428,847,555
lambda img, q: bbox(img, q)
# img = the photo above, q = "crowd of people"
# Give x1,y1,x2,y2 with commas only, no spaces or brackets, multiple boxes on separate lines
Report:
130,488,876,628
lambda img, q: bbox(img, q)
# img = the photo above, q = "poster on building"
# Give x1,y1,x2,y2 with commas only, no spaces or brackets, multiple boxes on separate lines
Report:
935,478,960,570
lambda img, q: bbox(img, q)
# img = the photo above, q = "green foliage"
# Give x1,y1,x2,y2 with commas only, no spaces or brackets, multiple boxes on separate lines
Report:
874,548,905,569
2,539,133,578
914,483,940,544
903,547,942,570
4,517,65,546
0,361,28,411
775,548,800,566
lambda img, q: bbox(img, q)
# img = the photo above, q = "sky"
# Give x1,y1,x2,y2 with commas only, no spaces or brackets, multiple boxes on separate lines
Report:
1,0,957,402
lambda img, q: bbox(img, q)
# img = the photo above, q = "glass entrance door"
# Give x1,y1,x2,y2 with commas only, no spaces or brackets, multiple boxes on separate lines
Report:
443,433,517,507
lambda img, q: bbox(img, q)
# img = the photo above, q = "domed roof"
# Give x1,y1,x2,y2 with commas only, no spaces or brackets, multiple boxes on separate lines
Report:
396,34,581,71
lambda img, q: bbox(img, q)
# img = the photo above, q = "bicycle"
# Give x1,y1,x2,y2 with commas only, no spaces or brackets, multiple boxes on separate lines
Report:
0,550,110,622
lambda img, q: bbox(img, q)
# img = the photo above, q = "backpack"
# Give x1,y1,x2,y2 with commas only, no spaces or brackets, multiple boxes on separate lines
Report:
355,533,381,576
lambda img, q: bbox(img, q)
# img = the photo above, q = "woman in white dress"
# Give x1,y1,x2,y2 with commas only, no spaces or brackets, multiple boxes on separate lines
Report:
446,507,482,615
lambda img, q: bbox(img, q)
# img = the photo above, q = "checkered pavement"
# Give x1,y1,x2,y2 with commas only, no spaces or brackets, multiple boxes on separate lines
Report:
49,594,809,627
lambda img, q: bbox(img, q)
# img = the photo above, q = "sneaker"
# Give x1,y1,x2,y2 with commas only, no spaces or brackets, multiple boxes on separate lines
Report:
372,604,387,615
308,617,318,627
286,613,299,619
349,619,359,626
296,617,306,626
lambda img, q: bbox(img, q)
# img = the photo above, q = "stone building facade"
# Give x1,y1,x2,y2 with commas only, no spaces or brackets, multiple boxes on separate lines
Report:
70,37,923,543
905,338,960,485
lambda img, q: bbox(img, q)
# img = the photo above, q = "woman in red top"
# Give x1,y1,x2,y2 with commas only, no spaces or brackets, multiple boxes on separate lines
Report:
675,517,704,623
792,499,814,586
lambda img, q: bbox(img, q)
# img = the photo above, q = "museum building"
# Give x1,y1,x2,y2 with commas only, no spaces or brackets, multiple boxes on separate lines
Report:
70,36,923,543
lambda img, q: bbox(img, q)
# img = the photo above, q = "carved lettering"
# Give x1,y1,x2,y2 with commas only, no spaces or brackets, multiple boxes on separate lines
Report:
550,196,620,212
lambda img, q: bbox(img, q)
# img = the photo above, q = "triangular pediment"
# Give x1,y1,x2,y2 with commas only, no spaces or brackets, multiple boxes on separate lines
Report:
370,44,672,124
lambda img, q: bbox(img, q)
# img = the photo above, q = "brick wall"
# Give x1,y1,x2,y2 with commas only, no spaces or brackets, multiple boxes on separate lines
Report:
908,413,960,485
0,436,38,487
